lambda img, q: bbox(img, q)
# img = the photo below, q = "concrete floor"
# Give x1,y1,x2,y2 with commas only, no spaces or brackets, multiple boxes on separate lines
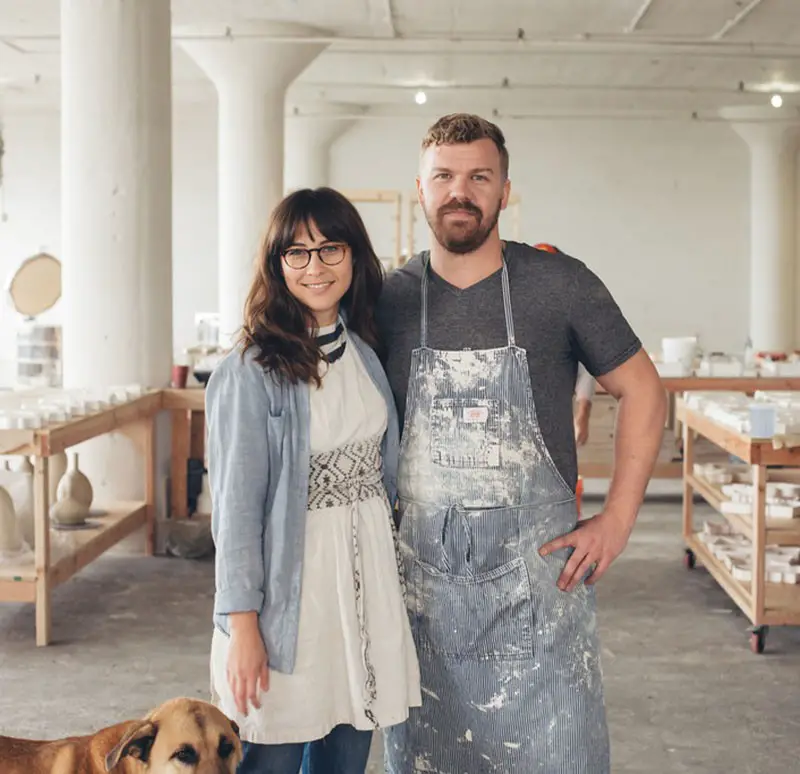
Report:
1,500,799,773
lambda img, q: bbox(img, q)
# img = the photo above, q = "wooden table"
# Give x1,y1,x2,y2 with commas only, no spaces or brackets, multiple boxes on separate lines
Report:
163,388,205,519
677,398,800,654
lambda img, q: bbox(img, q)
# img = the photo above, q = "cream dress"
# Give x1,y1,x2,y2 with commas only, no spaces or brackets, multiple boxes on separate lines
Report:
210,323,421,744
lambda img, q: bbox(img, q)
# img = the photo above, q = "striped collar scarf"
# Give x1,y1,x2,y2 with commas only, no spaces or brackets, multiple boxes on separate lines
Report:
316,319,346,364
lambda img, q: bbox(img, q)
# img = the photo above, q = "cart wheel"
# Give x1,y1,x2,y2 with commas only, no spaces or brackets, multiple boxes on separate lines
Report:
683,548,696,570
749,626,769,654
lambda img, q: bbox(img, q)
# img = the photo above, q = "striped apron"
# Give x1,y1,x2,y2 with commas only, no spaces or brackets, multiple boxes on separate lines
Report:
384,256,610,773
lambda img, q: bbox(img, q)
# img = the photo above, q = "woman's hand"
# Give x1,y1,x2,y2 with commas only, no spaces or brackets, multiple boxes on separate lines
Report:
226,612,270,716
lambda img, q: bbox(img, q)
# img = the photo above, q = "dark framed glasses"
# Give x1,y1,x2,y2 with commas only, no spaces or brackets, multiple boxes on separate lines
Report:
282,244,347,270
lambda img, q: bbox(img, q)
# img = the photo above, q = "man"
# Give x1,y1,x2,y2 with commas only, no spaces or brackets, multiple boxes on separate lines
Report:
377,114,666,773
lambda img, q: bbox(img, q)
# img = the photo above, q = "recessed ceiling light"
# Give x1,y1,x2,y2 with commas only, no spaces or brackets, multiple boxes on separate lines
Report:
771,93,783,108
415,90,427,105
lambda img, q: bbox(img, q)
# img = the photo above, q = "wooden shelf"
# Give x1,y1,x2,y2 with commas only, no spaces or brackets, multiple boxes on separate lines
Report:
686,534,800,627
0,502,146,587
680,395,800,650
579,460,683,479
676,401,800,466
688,472,800,547
0,394,159,646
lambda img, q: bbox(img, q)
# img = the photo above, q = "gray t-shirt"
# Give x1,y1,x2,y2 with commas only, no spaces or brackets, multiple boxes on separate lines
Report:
375,240,642,489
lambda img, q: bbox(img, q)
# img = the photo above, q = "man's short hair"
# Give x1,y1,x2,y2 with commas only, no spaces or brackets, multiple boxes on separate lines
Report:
421,113,509,179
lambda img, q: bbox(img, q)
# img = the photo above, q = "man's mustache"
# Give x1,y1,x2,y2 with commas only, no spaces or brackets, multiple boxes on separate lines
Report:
438,200,482,218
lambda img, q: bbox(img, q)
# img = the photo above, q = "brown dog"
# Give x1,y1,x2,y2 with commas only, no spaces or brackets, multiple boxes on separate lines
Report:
0,697,242,773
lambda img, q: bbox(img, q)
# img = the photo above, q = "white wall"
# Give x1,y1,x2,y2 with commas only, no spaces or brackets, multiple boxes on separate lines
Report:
0,104,220,386
0,110,61,385
0,105,765,385
330,117,753,355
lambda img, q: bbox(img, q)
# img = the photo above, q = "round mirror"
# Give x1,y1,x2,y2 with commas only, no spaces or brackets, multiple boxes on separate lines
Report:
6,252,61,318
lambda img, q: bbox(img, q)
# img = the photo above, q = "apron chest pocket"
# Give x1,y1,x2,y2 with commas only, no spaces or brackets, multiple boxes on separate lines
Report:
413,556,534,660
429,397,502,469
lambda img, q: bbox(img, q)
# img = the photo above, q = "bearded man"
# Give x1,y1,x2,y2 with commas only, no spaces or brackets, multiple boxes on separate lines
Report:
377,113,666,774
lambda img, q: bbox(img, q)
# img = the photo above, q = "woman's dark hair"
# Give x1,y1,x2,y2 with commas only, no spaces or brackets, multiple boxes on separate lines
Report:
238,187,385,386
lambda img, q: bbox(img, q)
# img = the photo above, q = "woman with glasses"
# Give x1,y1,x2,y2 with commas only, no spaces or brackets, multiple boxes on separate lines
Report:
205,187,421,774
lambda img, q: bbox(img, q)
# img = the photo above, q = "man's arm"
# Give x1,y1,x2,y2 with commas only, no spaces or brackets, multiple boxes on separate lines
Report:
542,350,666,591
540,258,667,591
597,349,666,529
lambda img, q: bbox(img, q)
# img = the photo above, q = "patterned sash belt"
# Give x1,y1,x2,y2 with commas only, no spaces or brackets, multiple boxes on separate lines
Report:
308,434,385,512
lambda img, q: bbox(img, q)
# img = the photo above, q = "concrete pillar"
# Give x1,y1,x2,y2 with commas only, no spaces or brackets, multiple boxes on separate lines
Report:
60,0,173,508
180,24,328,346
61,0,173,388
284,103,363,192
721,106,800,352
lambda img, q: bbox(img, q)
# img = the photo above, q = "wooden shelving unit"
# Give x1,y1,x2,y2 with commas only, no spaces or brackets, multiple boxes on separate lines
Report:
677,397,800,653
0,392,160,646
580,376,800,479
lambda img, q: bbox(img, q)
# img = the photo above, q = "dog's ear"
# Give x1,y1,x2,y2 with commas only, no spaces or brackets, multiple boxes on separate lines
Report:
229,720,240,738
105,720,158,772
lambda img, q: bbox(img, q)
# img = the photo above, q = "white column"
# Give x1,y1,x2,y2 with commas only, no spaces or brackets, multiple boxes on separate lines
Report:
284,103,362,192
722,106,800,352
61,0,173,389
180,25,328,347
60,0,173,509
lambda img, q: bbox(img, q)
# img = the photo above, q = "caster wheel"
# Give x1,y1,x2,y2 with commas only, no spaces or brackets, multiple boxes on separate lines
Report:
683,548,696,570
749,626,769,654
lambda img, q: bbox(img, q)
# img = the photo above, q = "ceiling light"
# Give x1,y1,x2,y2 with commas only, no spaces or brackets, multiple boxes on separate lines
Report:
771,94,783,108
744,80,800,94
415,90,427,105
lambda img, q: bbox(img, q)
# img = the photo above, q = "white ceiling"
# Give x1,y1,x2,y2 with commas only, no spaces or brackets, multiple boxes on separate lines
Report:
0,0,799,120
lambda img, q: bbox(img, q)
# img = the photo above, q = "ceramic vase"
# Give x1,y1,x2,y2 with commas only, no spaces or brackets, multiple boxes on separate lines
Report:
4,458,35,547
56,452,93,510
0,484,23,554
48,451,68,509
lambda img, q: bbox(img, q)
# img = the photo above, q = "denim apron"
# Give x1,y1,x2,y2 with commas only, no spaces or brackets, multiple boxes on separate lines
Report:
384,256,610,773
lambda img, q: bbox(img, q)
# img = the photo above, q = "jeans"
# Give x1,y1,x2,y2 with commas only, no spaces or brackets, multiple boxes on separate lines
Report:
238,725,372,774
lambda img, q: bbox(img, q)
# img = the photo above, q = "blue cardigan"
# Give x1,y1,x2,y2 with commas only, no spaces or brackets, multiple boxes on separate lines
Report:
204,329,400,674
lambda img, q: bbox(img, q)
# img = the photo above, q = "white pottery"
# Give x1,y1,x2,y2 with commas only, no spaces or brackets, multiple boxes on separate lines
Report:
0,484,23,553
48,451,68,507
56,451,93,510
49,495,90,526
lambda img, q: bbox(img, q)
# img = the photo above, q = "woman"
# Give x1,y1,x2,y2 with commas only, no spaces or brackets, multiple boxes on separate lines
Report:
205,187,421,774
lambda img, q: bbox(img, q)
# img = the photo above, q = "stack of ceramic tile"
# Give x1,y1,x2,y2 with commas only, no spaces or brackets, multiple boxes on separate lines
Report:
685,391,800,436
697,520,800,583
719,482,800,520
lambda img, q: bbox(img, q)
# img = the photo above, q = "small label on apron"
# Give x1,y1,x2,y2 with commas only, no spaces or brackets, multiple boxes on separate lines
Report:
462,406,489,423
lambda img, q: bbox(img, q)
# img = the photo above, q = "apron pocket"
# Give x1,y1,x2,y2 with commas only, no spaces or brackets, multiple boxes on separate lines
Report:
414,556,534,660
429,397,501,469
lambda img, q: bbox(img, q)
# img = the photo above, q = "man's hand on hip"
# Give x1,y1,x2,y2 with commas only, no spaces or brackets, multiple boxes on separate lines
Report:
538,510,633,592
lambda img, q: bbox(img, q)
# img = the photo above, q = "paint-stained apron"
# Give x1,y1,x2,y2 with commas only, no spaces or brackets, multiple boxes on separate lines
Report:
384,257,610,773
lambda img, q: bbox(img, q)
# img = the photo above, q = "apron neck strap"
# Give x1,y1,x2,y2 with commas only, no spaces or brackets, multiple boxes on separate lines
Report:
420,250,516,347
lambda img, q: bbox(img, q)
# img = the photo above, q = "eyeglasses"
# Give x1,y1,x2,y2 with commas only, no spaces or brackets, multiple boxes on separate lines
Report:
282,244,347,270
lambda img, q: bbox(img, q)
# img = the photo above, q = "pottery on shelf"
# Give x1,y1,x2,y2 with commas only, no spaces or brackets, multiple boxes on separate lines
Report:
49,495,90,526
0,484,23,554
48,451,68,508
9,455,33,475
3,458,35,547
56,452,93,510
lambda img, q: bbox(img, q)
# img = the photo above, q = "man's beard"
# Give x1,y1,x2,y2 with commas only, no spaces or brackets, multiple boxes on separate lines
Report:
424,198,503,255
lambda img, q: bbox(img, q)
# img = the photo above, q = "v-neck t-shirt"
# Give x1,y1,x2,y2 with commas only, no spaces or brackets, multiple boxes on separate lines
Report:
375,240,642,490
